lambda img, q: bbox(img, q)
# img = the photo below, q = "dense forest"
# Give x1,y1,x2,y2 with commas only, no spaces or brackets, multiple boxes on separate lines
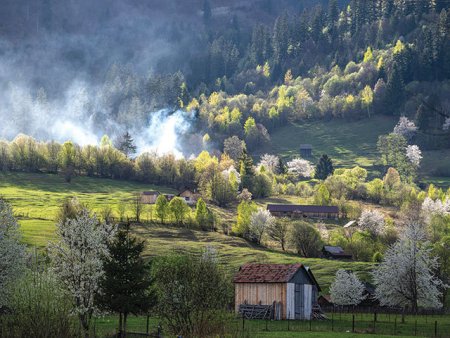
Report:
1,0,449,154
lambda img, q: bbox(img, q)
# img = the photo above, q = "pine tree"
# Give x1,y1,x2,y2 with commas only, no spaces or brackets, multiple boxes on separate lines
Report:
239,150,255,191
116,131,137,158
97,227,155,336
315,154,334,180
384,62,405,115
327,0,339,28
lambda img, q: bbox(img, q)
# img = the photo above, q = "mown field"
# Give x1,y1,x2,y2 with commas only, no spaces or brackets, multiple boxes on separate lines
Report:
258,116,450,187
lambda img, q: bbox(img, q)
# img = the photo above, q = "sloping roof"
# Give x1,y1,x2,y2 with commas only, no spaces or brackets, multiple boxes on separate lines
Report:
300,144,312,149
323,245,345,254
267,204,339,214
344,220,356,228
142,191,160,196
234,263,303,283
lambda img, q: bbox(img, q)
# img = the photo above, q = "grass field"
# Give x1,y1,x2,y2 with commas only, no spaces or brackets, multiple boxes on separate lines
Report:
258,116,450,186
0,172,373,293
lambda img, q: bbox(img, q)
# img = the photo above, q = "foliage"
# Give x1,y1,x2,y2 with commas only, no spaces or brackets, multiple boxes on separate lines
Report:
248,208,275,244
314,184,331,206
287,158,315,178
48,207,117,336
97,227,155,335
372,223,444,312
169,197,190,225
195,198,213,230
330,269,366,306
358,209,385,237
151,252,231,337
155,195,169,223
233,201,257,236
290,221,323,258
7,267,75,338
267,218,290,251
0,198,26,310
315,155,334,180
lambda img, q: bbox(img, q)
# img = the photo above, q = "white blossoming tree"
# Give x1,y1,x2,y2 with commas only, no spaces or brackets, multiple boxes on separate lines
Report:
287,158,314,178
248,208,275,244
393,116,417,140
421,197,450,224
358,209,385,237
49,208,116,337
406,145,422,167
0,199,26,310
330,269,366,306
372,223,444,312
258,154,280,173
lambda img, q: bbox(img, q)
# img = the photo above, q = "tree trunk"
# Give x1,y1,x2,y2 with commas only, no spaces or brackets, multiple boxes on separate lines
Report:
123,313,128,338
119,313,123,337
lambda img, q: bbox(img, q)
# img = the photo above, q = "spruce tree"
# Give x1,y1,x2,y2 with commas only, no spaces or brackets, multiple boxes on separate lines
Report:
116,131,137,158
315,154,334,180
385,62,405,115
239,150,255,191
97,227,155,337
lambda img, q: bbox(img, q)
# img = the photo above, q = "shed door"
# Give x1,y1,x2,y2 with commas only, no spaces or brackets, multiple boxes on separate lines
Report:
294,284,304,319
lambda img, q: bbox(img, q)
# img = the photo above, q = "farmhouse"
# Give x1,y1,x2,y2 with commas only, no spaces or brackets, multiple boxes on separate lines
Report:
178,189,201,205
234,263,321,320
267,204,339,219
322,245,352,260
140,191,160,204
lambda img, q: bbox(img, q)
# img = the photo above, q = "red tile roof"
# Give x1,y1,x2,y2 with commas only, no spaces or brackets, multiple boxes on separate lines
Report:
234,263,303,283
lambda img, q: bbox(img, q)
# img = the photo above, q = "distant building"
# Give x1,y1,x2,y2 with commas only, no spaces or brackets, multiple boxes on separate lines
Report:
322,246,352,260
178,189,201,205
317,295,332,307
300,144,312,158
267,204,339,219
140,191,160,204
234,263,321,320
164,194,175,202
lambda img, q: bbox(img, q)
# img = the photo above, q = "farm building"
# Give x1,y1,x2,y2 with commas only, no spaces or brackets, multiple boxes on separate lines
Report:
234,263,321,320
178,189,201,205
300,144,312,158
140,191,160,204
322,246,352,260
267,204,339,219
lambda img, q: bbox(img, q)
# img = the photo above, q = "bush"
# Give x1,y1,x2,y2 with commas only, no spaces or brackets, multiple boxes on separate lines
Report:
290,221,323,257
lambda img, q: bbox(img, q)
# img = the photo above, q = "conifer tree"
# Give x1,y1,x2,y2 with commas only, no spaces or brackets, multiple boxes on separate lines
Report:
116,131,137,158
98,227,155,337
315,154,334,180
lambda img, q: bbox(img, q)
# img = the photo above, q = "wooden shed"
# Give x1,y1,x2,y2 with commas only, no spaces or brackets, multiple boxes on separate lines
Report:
234,263,321,320
140,191,160,204
178,189,201,205
267,204,339,219
322,245,352,260
300,144,312,158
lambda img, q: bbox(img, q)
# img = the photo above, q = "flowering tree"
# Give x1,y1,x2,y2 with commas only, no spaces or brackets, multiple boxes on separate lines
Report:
421,197,450,224
330,269,366,306
287,158,314,178
49,208,116,337
358,209,385,237
372,223,444,312
248,208,275,244
0,199,26,309
258,154,280,173
393,116,417,140
406,145,422,167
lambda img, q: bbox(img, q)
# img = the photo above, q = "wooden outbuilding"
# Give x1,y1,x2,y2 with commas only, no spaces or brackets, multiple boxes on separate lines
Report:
234,263,321,320
322,246,352,260
140,191,160,204
300,144,312,158
267,204,339,219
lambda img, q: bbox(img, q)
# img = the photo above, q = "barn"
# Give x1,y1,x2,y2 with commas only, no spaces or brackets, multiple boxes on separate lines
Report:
267,204,339,219
178,189,201,205
234,263,321,320
300,144,313,158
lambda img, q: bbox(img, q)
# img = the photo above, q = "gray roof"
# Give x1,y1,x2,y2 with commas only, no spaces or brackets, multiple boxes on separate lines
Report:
142,191,160,196
323,245,345,254
267,204,339,213
300,144,312,149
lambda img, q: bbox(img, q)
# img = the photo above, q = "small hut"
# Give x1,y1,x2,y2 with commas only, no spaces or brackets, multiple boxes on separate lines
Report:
178,189,201,205
234,263,321,320
140,191,160,204
300,144,312,158
322,246,352,260
267,204,339,219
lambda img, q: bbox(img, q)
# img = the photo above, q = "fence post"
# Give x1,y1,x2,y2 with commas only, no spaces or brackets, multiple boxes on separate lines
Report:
242,314,245,331
331,312,334,331
373,313,376,333
265,318,268,331
414,320,417,336
287,312,290,331
309,318,312,331
352,314,355,333
394,318,397,336
435,320,437,337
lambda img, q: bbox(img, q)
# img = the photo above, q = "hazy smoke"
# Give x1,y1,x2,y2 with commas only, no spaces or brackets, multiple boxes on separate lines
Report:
0,1,202,156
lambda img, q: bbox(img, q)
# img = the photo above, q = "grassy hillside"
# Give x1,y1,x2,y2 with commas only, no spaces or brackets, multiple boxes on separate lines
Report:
0,172,372,292
259,116,450,186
